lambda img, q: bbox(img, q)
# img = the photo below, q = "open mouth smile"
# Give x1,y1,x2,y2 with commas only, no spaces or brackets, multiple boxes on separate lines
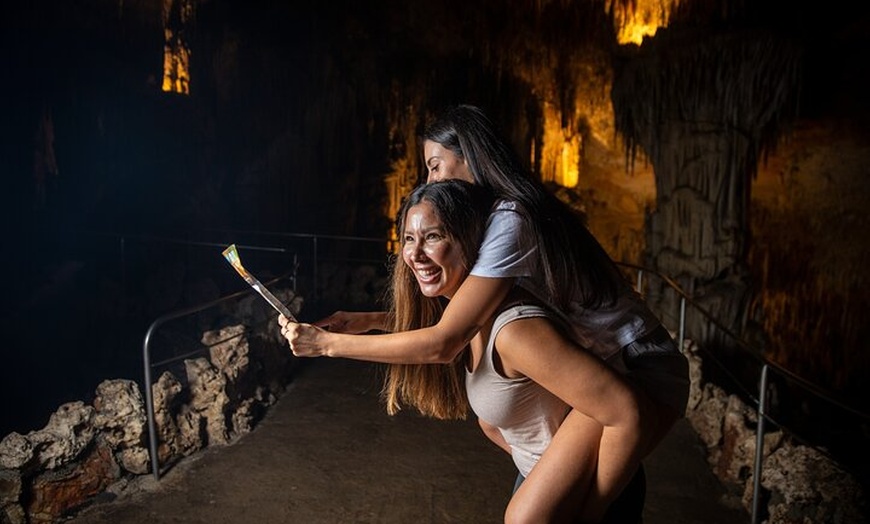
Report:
414,266,442,284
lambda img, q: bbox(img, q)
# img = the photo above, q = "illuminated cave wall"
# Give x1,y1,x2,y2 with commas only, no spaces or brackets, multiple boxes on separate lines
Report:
750,124,870,392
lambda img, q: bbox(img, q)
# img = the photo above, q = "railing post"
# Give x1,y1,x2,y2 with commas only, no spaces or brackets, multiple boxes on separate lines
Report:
292,253,298,293
142,320,162,481
312,236,319,300
678,297,686,353
120,235,127,317
752,364,770,524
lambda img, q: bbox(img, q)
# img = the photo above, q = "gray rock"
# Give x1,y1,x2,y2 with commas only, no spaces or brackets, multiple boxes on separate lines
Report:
0,434,32,470
26,402,95,470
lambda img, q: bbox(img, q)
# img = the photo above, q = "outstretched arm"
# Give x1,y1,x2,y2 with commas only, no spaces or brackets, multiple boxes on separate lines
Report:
313,311,389,334
279,275,514,364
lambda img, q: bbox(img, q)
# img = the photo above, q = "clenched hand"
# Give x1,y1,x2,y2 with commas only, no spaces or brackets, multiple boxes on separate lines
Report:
278,314,328,357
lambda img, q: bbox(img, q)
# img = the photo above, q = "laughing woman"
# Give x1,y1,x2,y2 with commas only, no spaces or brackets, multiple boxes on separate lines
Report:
281,104,688,522
282,180,654,523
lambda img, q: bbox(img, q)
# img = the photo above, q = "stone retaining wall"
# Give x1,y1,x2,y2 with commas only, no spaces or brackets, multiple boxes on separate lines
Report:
682,339,867,523
0,289,301,524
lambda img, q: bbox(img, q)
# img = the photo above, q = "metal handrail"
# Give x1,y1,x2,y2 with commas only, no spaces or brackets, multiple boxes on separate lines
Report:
622,262,869,523
142,269,296,480
623,262,868,420
199,229,390,301
86,229,389,302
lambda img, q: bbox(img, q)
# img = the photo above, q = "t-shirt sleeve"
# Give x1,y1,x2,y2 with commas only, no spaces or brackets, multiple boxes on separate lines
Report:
470,205,537,279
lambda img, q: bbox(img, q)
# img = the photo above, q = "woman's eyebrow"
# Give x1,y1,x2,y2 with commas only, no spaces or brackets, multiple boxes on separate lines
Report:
415,224,446,235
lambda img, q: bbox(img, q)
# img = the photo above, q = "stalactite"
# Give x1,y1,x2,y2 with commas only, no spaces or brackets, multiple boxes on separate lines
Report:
613,32,802,270
611,24,803,352
614,32,802,174
162,0,194,95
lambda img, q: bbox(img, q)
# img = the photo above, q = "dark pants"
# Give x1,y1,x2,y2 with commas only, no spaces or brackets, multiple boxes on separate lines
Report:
600,465,646,524
512,464,646,523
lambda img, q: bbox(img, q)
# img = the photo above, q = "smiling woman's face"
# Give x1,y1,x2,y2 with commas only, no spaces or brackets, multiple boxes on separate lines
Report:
424,140,474,184
401,200,467,299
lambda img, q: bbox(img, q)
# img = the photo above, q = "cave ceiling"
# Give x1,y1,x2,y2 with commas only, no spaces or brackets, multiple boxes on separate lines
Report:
3,0,867,238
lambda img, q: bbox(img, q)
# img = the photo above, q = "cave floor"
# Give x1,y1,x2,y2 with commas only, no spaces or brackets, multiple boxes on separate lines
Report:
68,357,749,524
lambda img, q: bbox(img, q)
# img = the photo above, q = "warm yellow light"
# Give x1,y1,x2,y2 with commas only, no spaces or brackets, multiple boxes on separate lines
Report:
560,140,579,187
383,108,423,254
162,0,193,95
539,104,580,188
617,22,660,46
610,0,676,45
162,38,190,94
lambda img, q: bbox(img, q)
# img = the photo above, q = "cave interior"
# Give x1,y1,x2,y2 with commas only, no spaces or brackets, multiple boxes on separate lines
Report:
1,0,869,467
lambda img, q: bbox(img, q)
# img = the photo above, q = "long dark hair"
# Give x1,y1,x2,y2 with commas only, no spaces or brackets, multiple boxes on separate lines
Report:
383,179,495,419
423,104,625,309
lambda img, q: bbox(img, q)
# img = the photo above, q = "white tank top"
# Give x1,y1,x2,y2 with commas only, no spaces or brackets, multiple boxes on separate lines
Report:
465,304,571,477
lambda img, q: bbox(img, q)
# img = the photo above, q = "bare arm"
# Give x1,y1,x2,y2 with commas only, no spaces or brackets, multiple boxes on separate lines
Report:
496,317,652,523
313,311,389,334
279,275,514,364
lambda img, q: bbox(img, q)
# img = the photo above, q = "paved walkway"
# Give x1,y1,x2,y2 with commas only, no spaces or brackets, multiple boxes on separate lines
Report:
69,357,750,523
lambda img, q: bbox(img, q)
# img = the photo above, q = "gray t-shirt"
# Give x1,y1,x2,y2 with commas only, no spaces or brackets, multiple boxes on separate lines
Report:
470,200,660,362
469,200,689,415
